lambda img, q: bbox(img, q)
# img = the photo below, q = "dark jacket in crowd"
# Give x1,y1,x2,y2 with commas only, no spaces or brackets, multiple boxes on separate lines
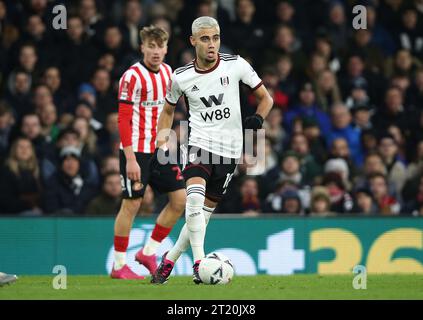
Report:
42,171,98,215
0,166,42,214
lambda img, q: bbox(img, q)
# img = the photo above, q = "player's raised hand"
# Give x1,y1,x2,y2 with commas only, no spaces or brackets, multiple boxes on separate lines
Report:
126,158,141,182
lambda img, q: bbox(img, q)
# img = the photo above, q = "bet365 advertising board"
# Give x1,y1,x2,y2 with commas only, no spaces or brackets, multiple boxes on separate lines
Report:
0,217,422,275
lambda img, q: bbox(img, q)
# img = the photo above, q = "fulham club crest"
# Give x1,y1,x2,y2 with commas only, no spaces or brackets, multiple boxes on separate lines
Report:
220,76,229,87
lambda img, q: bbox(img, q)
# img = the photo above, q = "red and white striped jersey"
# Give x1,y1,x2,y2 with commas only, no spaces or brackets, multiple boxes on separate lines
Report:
118,61,172,153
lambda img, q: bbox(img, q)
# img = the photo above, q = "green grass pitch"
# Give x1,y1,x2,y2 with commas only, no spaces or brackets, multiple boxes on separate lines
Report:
1,275,422,300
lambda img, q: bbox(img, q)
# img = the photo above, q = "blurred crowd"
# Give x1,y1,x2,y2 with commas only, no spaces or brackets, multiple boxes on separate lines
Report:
0,0,422,217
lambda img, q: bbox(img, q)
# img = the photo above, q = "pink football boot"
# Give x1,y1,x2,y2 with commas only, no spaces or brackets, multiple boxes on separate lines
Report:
135,247,158,275
110,264,145,280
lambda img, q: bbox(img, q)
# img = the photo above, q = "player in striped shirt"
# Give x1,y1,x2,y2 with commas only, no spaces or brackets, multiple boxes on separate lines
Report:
111,26,186,279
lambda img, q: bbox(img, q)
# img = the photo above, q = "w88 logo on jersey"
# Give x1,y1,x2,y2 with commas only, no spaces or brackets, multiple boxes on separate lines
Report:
201,108,231,122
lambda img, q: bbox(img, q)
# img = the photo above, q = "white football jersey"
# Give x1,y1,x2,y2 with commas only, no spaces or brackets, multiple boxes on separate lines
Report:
166,53,263,159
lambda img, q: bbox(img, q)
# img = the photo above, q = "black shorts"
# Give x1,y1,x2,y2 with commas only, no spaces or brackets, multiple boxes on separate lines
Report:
119,150,185,199
182,146,239,202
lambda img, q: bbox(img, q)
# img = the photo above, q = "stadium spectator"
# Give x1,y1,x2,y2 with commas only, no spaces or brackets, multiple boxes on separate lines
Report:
402,175,423,216
19,14,53,67
345,79,372,111
339,54,384,107
44,127,99,187
101,25,134,75
351,104,373,130
354,187,378,215
220,176,261,215
313,30,341,73
0,0,19,55
0,137,42,215
100,155,120,177
78,0,106,43
77,83,97,116
243,138,277,176
302,117,328,165
387,124,407,161
41,66,74,115
97,112,119,157
283,81,331,137
353,152,388,190
409,68,423,110
18,113,50,161
85,171,122,215
360,128,378,155
37,102,59,144
16,44,39,80
328,137,357,177
368,172,401,215
72,116,98,158
263,150,306,195
397,6,423,59
305,52,328,85
263,107,286,154
314,69,342,112
4,69,32,120
275,0,309,45
348,28,385,74
32,84,53,114
290,133,322,184
42,146,97,215
377,133,407,194
365,4,396,56
90,68,115,123
308,186,334,216
326,1,350,52
275,54,298,102
263,24,307,73
0,100,15,160
74,99,102,131
119,0,144,52
326,103,363,167
386,49,421,79
406,140,423,180
228,0,267,60
321,171,355,214
264,187,303,215
324,158,351,191
60,15,99,89
249,66,289,110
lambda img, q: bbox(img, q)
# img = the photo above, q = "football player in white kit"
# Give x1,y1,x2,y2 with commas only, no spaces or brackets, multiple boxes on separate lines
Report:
151,16,273,284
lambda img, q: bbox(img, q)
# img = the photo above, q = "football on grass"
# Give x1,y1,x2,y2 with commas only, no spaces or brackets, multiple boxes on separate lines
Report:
198,252,234,285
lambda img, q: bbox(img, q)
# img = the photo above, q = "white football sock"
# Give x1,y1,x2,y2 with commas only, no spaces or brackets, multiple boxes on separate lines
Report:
185,184,206,262
166,224,190,262
167,205,215,263
143,237,161,256
114,251,126,270
203,205,215,225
